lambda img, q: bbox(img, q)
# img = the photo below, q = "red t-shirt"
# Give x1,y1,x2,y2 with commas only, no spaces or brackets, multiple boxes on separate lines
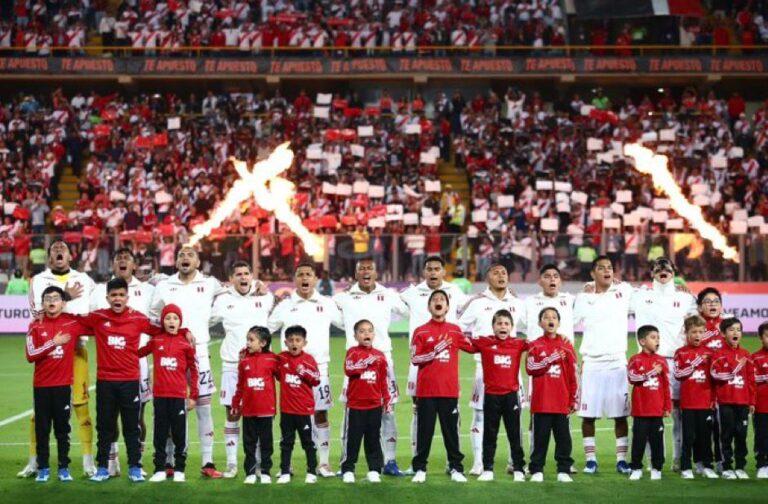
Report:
411,319,473,398
278,351,320,415
138,329,198,400
26,314,88,387
344,346,390,410
232,351,280,417
628,352,672,417
674,344,715,410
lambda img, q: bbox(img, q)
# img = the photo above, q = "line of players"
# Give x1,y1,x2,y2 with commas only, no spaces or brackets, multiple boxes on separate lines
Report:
19,240,768,483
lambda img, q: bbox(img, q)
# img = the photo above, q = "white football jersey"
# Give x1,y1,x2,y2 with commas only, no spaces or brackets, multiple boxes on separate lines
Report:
267,290,343,365
400,281,467,342
30,268,95,316
574,282,637,363
458,288,524,337
521,292,575,342
631,281,697,358
211,286,275,370
333,282,408,353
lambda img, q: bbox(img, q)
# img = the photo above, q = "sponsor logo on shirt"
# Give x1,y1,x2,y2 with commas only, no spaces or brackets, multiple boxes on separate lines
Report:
547,364,561,378
727,375,745,388
436,349,450,363
691,369,707,382
494,355,512,367
107,335,126,350
160,357,178,371
643,376,660,389
285,373,302,386
361,370,377,383
51,346,64,359
247,377,265,390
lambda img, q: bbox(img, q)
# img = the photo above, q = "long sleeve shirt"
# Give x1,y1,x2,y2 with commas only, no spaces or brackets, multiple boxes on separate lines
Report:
278,351,321,415
232,351,280,417
466,335,528,395
26,313,88,387
674,344,715,410
628,352,672,417
138,329,198,400
344,345,391,410
711,345,756,406
526,334,577,414
410,319,473,398
753,348,768,414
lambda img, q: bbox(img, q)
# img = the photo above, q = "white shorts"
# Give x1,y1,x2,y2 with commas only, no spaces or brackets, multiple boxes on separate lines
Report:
666,357,681,401
313,362,332,412
578,362,629,419
469,363,484,410
139,357,152,403
406,363,418,397
339,353,399,405
219,368,237,407
196,349,216,398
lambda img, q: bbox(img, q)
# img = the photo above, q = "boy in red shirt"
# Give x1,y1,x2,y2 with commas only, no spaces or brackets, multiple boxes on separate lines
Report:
467,309,528,482
674,315,718,479
410,290,474,484
276,325,321,485
25,286,88,483
754,322,768,479
627,325,671,481
710,317,755,479
341,319,390,484
231,326,280,485
140,304,198,483
526,307,577,483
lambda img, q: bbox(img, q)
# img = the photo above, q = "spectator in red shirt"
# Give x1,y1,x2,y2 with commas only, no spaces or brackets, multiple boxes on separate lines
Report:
627,325,671,480
728,92,746,124
615,27,632,57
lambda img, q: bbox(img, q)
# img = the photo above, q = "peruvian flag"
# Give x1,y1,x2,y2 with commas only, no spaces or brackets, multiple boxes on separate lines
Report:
571,0,704,17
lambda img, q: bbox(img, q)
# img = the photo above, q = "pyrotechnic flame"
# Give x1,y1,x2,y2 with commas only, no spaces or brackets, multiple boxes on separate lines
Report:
188,142,323,257
624,143,739,263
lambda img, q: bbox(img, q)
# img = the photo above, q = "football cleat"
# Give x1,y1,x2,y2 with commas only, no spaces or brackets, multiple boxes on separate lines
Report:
583,460,598,474
382,460,404,476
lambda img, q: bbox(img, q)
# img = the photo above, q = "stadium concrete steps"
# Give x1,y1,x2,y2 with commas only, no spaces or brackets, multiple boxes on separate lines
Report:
53,166,80,211
437,159,471,213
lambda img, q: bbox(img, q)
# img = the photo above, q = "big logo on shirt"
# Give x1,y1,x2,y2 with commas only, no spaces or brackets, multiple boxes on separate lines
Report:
494,355,512,367
361,370,378,383
642,376,660,389
691,369,707,382
107,335,126,350
727,375,745,388
247,377,265,390
285,373,301,386
160,357,178,371
51,346,64,359
547,364,561,378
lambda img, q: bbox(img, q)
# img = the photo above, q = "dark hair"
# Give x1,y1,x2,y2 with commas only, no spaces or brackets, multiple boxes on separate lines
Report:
294,261,317,275
106,277,129,292
637,325,659,340
41,285,68,302
285,325,308,340
229,260,251,276
492,309,514,325
424,256,445,267
113,247,135,260
591,255,612,271
697,287,722,306
539,307,560,321
353,319,374,333
758,322,768,338
47,239,70,254
355,257,375,269
13,269,22,278
247,325,271,352
539,263,560,276
428,289,449,306
719,317,741,334
486,262,507,275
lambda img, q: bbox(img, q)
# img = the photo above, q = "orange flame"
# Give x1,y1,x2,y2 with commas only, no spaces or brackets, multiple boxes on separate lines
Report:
624,143,739,262
188,143,323,257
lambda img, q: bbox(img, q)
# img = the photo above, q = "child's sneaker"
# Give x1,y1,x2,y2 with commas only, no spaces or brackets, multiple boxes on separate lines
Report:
530,472,544,482
616,461,631,474
450,470,467,483
702,468,719,479
681,470,694,479
477,471,494,482
128,466,145,482
58,468,73,482
557,473,573,483
629,469,642,481
367,471,381,483
513,471,525,482
173,472,185,482
222,464,238,479
149,471,167,482
411,471,426,483
721,470,737,480
260,474,271,484
650,469,662,481
583,460,598,474
243,474,256,485
276,473,291,484
305,473,317,484
90,467,110,482
735,469,749,480
35,468,50,483
342,472,355,484
757,467,768,479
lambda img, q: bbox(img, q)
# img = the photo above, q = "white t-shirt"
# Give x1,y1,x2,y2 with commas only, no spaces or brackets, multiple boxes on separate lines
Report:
521,291,575,342
211,286,275,370
333,282,408,353
574,282,636,364
631,280,697,358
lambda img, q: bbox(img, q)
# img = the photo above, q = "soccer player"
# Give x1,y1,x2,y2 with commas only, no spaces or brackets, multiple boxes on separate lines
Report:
574,255,636,474
627,325,671,481
631,258,697,471
401,256,467,470
25,286,86,482
268,261,343,477
230,326,280,485
754,322,768,480
410,290,474,484
674,315,718,479
81,277,158,482
333,258,408,476
210,260,274,479
90,248,155,477
150,245,228,478
520,264,575,343
710,318,755,480
457,263,523,475
21,240,96,478
466,309,528,482
141,304,198,483
276,326,321,484
526,307,577,483
340,319,391,484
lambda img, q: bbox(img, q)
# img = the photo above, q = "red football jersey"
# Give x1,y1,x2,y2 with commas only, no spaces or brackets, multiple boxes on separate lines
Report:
467,335,528,395
344,345,390,410
410,319,473,398
138,329,198,400
702,316,727,352
711,345,756,406
79,308,159,381
26,314,88,387
674,344,715,410
628,352,672,417
278,351,320,415
753,348,768,413
526,334,577,415
232,351,280,417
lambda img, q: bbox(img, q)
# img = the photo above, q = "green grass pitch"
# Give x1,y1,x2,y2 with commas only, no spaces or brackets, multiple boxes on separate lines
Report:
0,334,765,503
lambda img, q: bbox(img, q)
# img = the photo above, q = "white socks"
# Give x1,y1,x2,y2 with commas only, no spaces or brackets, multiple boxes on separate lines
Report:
225,420,240,468
584,436,597,462
381,410,398,462
616,436,629,462
165,438,175,465
197,399,215,466
108,442,119,472
672,408,682,461
410,406,418,456
471,410,484,467
313,420,331,466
